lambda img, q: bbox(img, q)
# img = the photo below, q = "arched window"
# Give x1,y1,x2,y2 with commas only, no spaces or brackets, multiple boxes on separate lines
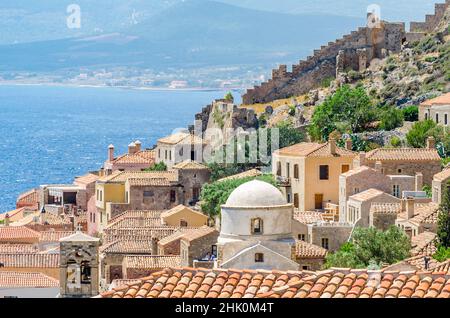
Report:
294,164,299,179
276,162,281,176
251,218,263,234
180,219,188,227
80,261,91,284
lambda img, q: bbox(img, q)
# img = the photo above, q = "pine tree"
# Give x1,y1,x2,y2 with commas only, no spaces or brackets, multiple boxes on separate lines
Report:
437,181,450,248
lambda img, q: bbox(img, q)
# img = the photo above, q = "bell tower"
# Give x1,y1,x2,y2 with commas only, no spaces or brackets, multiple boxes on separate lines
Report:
59,231,100,298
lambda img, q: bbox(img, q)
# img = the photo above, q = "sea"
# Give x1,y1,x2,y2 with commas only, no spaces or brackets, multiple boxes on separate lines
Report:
0,84,238,213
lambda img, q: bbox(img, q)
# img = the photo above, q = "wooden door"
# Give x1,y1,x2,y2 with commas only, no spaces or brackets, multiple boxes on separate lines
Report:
315,194,323,210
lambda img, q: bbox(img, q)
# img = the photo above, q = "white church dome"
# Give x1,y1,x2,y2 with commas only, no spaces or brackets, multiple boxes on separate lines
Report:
225,180,286,207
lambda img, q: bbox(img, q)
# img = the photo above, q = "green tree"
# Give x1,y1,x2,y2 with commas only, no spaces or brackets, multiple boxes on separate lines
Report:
144,161,167,172
200,174,277,218
433,246,450,262
406,120,437,148
224,92,234,102
402,105,419,121
325,226,411,268
309,85,376,141
276,121,305,149
437,181,450,248
379,107,404,131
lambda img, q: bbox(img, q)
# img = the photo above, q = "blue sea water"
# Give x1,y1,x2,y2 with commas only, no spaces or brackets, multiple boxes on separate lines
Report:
0,85,235,213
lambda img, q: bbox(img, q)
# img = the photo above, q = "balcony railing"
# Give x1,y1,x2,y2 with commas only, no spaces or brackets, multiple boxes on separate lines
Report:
276,176,291,186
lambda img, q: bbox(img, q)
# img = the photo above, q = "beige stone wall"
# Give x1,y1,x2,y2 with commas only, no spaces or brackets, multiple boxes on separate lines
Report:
295,258,325,271
370,213,397,231
308,224,353,252
181,231,219,267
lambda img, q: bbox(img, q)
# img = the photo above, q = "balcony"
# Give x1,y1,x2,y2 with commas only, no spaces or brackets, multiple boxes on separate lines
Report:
276,175,291,187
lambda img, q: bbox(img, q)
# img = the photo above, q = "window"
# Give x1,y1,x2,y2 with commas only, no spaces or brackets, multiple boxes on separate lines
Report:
294,164,299,179
80,261,91,284
425,113,428,120
170,190,176,203
319,165,329,180
353,188,360,195
165,150,168,160
287,193,291,203
321,238,329,250
393,184,400,198
179,148,184,157
276,162,282,176
286,163,290,177
294,193,299,209
158,149,161,158
398,169,402,174
191,150,195,161
251,218,263,234
211,245,218,257
298,234,306,241
180,219,188,227
169,150,172,160
255,253,264,263
125,191,129,203
302,266,309,270
341,165,350,173
93,213,95,223
445,114,448,125
436,113,439,123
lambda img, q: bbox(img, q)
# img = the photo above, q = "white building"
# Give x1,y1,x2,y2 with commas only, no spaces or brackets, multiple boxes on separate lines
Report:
216,180,299,271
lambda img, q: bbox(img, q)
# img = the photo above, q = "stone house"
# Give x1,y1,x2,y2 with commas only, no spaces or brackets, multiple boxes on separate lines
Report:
363,138,442,185
294,240,327,271
103,141,155,173
432,167,450,204
155,132,206,169
370,203,401,231
15,188,39,210
179,226,219,267
272,138,356,212
291,211,324,242
395,198,440,237
306,222,354,252
95,162,210,231
419,93,450,127
346,188,400,228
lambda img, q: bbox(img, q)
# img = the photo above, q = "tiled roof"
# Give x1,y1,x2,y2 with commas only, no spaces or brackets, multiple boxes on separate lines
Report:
277,142,356,158
0,208,25,221
157,229,192,247
112,150,155,165
106,217,163,230
293,211,324,224
158,132,205,145
432,260,450,274
100,171,178,183
349,188,385,202
370,203,401,214
0,253,59,268
366,148,441,161
40,231,75,243
173,160,209,170
74,173,100,185
127,178,172,187
217,169,262,182
160,205,206,219
341,166,376,178
295,240,327,259
108,210,163,224
410,232,437,257
434,168,450,182
0,226,41,241
124,255,181,270
397,203,440,226
0,244,38,254
100,267,450,298
104,228,178,244
180,226,217,243
385,255,440,272
16,189,39,206
101,240,152,254
421,92,450,106
0,271,59,288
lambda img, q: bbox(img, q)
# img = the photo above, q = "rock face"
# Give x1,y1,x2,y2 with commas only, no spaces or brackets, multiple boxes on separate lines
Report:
242,1,450,105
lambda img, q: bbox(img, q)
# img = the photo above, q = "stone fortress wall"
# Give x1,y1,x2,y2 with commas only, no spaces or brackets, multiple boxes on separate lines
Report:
242,1,450,105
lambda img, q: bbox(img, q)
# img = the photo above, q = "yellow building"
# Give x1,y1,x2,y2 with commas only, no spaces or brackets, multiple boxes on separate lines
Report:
160,205,208,228
272,139,356,212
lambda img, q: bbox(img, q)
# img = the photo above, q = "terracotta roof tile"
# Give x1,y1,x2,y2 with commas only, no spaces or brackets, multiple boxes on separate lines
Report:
172,160,209,170
293,211,324,224
0,271,58,288
112,150,155,165
40,231,75,243
100,267,450,299
0,244,38,254
366,148,441,161
158,132,205,145
0,253,59,268
410,232,437,256
217,169,262,182
124,255,181,270
433,168,450,182
277,142,355,158
0,226,41,241
101,240,152,254
420,93,450,106
295,240,328,259
74,173,100,185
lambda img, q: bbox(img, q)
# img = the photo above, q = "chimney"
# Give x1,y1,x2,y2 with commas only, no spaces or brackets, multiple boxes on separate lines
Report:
329,138,337,155
353,152,366,168
40,206,47,224
128,142,136,154
151,238,158,255
135,140,142,152
401,198,406,212
426,136,435,149
404,227,413,240
406,197,415,220
415,172,423,192
4,213,10,227
108,144,115,162
69,216,75,231
345,138,353,151
375,161,382,173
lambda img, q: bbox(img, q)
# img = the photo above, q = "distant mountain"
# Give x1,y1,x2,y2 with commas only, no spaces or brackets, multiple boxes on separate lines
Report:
217,0,437,22
0,0,364,72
